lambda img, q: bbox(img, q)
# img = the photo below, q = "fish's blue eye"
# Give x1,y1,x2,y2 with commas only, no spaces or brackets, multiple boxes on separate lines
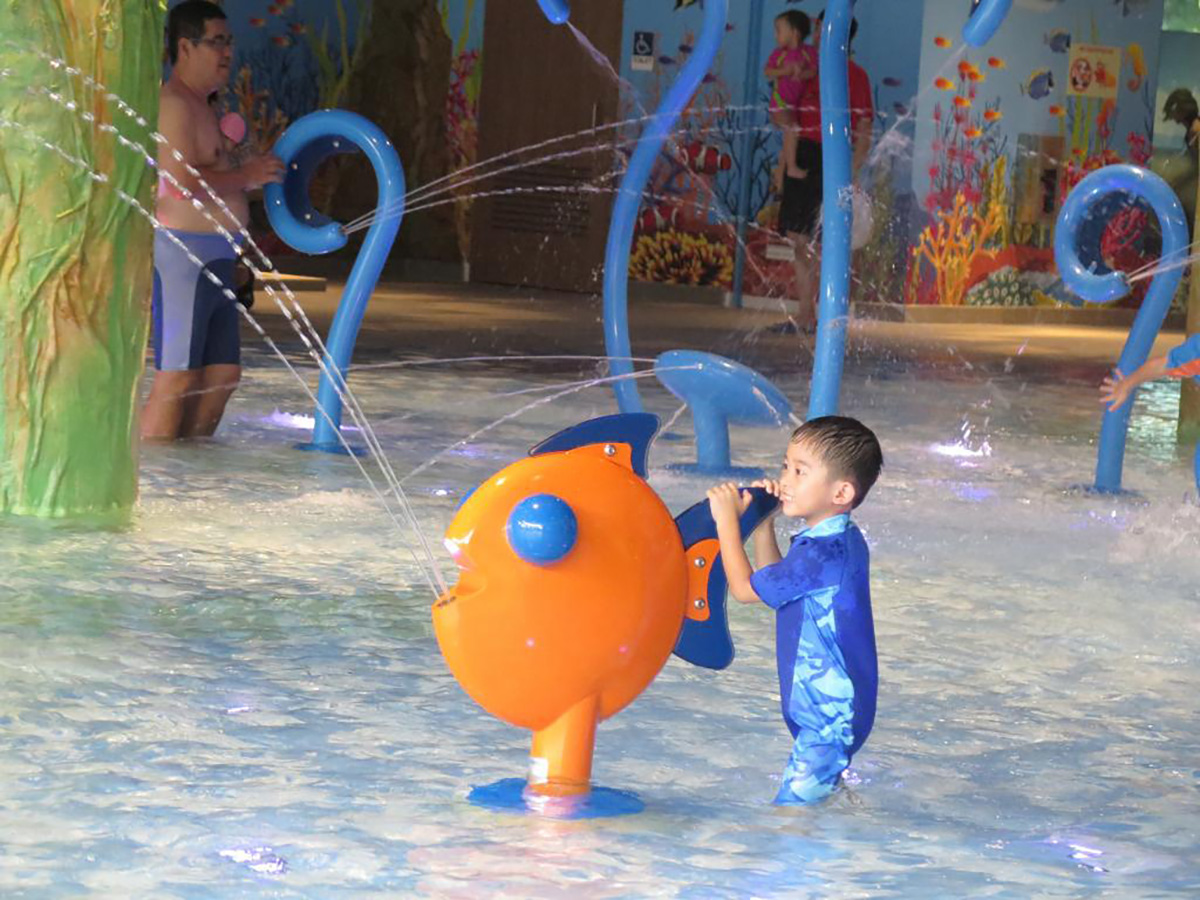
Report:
506,494,578,566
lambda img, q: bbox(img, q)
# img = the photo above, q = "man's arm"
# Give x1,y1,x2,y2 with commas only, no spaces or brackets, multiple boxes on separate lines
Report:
851,113,872,176
157,93,279,196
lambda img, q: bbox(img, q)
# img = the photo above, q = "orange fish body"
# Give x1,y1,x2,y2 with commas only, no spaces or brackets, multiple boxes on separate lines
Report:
434,415,775,798
934,77,955,91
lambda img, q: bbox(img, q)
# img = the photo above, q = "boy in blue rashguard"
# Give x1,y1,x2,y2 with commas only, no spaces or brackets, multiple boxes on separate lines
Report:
1100,334,1200,409
708,416,884,805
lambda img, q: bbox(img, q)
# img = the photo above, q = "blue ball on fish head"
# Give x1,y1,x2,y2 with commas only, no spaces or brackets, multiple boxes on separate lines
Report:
506,494,578,566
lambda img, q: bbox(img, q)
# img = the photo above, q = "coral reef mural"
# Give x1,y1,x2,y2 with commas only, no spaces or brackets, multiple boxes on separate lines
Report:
190,0,1173,290
438,0,486,256
618,7,744,290
913,0,1165,306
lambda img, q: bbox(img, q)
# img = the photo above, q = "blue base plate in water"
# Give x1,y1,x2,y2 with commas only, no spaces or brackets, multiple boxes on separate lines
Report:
295,441,367,457
1066,483,1146,502
467,778,645,819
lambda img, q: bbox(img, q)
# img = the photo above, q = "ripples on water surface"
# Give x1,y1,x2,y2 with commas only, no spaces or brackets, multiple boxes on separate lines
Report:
1,353,1197,898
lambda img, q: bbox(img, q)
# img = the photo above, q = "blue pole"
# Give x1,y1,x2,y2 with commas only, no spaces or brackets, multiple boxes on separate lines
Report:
806,0,854,421
1054,165,1189,493
265,110,406,453
730,0,767,310
962,0,1013,47
805,0,1013,420
602,0,729,414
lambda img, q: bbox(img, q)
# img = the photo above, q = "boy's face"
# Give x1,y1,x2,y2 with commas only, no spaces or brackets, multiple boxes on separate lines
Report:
778,439,856,520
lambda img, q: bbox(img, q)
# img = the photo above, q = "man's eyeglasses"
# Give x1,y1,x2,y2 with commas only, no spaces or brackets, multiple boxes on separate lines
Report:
192,36,234,51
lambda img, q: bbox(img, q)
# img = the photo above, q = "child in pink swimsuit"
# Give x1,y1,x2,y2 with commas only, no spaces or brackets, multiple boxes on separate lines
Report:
765,10,815,190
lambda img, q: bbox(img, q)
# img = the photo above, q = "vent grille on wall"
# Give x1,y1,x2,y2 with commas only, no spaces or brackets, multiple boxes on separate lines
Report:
488,163,593,237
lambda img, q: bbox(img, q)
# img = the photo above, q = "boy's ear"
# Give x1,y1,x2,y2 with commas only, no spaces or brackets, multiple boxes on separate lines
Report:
832,479,857,509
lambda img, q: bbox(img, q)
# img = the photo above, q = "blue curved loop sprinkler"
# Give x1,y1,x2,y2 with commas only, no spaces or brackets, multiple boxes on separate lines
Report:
808,0,1013,420
265,109,406,454
1054,165,1190,494
597,0,728,416
540,0,786,474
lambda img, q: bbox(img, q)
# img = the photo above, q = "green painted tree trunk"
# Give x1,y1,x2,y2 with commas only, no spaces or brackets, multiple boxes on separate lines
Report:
0,3,162,518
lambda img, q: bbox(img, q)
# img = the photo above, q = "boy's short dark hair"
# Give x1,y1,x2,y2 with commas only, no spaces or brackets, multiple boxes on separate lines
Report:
167,1,227,66
791,416,882,508
776,10,812,41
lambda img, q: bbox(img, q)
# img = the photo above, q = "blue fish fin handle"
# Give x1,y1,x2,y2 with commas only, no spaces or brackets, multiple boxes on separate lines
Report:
530,413,660,478
673,487,780,670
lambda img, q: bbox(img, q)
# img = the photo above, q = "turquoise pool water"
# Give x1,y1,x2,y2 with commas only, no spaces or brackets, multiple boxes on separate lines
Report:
1,350,1197,897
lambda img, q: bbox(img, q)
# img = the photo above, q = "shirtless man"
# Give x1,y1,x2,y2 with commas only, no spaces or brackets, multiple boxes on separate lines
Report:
143,0,284,441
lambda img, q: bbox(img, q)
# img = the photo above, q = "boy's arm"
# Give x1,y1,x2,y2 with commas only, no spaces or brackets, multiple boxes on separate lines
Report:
1100,356,1169,411
706,483,761,605
753,521,783,568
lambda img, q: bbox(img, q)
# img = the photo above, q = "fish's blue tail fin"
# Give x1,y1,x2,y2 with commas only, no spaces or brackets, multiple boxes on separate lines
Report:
672,487,779,670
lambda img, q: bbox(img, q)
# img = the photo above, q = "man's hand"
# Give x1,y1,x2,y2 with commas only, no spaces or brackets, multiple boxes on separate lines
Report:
240,153,286,190
707,482,752,526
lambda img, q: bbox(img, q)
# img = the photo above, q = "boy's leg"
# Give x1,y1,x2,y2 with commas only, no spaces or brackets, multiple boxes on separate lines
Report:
775,598,856,805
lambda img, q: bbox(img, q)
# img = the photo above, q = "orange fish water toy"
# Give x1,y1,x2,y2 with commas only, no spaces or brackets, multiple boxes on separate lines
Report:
434,414,777,811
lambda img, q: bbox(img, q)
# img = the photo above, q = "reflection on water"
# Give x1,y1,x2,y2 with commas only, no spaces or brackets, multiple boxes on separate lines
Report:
0,352,1197,897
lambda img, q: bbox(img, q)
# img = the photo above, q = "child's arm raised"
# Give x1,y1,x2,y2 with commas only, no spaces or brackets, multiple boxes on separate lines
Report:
750,479,783,567
706,483,761,605
1100,357,1168,411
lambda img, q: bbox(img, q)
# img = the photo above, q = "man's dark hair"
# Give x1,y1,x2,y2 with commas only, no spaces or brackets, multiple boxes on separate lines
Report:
1164,88,1198,127
776,10,812,42
791,416,883,508
816,13,859,48
167,1,227,66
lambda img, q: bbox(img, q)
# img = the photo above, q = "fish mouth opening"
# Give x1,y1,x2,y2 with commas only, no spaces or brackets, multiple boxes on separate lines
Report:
433,557,484,610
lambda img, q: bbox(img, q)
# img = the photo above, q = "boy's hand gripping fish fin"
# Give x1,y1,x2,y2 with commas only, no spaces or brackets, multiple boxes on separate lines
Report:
672,488,779,670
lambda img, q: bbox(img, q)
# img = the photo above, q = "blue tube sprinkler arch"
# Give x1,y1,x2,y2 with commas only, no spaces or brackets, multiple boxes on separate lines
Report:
806,0,1012,420
1054,165,1190,494
265,109,406,454
539,0,729,415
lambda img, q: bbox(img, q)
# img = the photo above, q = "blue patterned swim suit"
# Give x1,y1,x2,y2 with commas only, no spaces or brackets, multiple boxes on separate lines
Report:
749,514,878,804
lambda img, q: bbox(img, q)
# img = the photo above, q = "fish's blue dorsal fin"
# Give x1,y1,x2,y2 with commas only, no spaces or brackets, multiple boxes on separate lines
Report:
672,487,780,670
529,413,660,478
